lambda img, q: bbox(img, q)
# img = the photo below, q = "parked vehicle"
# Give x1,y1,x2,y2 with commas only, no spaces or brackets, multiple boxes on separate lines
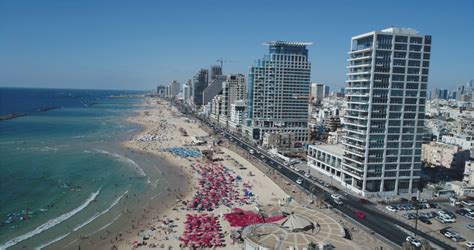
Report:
467,224,474,230
304,173,310,178
466,241,474,248
451,235,465,242
385,206,397,212
419,217,431,224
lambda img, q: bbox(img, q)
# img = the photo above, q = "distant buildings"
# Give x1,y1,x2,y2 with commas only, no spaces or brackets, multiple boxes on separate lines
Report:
210,65,222,81
222,74,246,117
203,75,226,105
422,142,470,170
463,160,474,186
311,83,330,102
192,69,209,106
245,41,312,144
309,27,431,196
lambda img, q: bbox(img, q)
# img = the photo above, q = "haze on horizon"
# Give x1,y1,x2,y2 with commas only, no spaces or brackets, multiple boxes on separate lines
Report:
0,0,473,91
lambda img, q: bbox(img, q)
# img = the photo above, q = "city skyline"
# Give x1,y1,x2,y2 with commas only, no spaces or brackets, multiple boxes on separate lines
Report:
0,0,473,91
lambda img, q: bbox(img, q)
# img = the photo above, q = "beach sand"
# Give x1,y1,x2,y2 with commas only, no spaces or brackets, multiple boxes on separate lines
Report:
91,98,288,249
99,97,390,250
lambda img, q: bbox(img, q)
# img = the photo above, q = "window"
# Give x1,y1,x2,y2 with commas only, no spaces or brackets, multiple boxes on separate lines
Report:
395,36,408,43
423,61,430,67
424,46,431,52
410,37,423,44
408,60,420,67
409,53,421,59
395,44,407,50
423,54,430,60
422,69,429,75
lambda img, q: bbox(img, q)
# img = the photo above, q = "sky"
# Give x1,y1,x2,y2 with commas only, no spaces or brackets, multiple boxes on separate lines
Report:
0,0,473,91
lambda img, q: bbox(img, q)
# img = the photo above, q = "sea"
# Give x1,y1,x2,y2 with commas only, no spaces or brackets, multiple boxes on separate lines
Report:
0,88,181,249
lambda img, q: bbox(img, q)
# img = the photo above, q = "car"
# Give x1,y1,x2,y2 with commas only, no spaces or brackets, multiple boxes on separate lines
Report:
467,224,474,230
296,178,303,185
451,236,465,242
466,241,474,248
334,199,343,205
403,213,416,220
294,167,300,172
331,194,341,200
456,209,469,216
466,213,474,220
444,230,459,238
386,206,397,212
405,236,422,247
462,200,474,206
355,210,365,219
359,198,369,204
304,173,310,178
419,217,432,224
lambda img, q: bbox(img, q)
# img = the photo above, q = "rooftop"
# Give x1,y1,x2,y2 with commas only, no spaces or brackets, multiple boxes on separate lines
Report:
381,27,418,35
263,41,313,46
312,143,344,157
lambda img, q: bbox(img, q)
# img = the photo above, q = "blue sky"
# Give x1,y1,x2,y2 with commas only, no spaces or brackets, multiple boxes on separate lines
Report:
1,0,473,91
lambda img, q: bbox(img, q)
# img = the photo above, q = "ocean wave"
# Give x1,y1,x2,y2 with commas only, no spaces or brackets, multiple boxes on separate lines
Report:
72,135,86,139
94,149,146,177
40,147,59,152
87,213,121,237
0,188,101,249
72,190,128,232
34,233,70,250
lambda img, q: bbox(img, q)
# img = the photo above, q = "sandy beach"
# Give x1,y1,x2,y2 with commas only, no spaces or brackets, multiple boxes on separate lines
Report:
99,98,288,249
95,97,392,250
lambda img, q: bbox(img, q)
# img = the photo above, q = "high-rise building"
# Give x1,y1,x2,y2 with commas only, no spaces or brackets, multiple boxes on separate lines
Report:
246,41,311,143
210,65,223,81
311,83,330,101
167,80,180,98
183,80,192,104
222,74,246,117
202,75,226,105
342,27,431,196
192,69,209,106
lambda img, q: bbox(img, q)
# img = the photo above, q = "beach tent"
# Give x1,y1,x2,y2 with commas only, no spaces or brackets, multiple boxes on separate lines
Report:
280,214,313,232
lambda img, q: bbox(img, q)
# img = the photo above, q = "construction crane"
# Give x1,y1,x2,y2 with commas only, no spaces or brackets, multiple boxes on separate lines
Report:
216,57,236,69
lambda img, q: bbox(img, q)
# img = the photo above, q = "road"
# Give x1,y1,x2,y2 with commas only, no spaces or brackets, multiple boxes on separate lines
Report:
179,107,456,249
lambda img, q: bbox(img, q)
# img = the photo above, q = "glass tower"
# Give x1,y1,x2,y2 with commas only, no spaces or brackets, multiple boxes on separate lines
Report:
246,41,312,143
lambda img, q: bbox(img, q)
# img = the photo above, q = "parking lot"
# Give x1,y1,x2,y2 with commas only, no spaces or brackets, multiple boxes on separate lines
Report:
380,202,474,248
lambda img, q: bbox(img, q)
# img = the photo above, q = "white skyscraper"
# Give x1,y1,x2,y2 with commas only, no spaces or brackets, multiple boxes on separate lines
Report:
342,27,430,196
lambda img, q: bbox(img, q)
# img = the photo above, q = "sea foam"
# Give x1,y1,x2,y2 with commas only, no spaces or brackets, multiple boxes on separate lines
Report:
72,190,128,232
0,188,101,249
94,149,146,176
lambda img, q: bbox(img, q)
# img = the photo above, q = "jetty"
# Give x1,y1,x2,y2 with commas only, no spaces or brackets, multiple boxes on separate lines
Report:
0,113,27,121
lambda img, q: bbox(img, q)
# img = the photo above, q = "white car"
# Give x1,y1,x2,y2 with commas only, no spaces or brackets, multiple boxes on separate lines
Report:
466,241,474,248
304,173,310,178
331,194,341,200
296,178,303,185
386,206,397,212
466,212,474,220
334,199,343,205
406,236,421,247
294,167,300,172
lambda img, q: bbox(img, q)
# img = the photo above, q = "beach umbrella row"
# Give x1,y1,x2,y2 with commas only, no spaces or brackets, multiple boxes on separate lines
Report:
179,214,224,248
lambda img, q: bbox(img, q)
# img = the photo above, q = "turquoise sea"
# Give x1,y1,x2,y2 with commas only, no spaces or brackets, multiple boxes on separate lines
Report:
0,88,179,249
